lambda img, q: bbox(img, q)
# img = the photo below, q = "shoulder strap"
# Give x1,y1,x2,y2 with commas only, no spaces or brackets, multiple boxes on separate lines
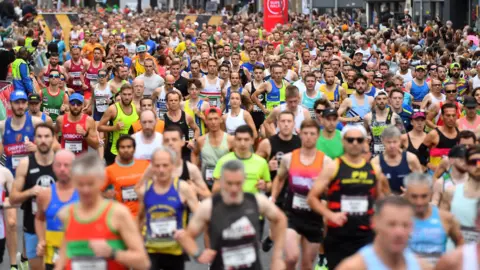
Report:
386,108,393,124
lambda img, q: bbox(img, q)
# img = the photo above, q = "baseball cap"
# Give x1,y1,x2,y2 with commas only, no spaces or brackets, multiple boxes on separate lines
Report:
449,145,468,158
28,93,41,103
341,125,367,139
322,108,338,118
136,45,147,53
10,91,28,102
373,73,383,80
450,62,461,70
374,90,388,98
354,50,364,55
464,96,477,108
415,65,427,71
412,111,426,119
69,93,84,103
205,106,222,116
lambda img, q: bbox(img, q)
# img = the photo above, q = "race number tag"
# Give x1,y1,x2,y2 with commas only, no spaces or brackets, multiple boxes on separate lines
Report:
71,257,107,270
158,111,166,120
209,99,218,107
222,244,256,269
205,167,214,183
253,104,262,112
150,217,177,238
309,109,316,120
72,80,82,86
292,193,311,211
12,155,26,169
373,144,385,153
188,129,194,140
461,226,480,243
31,198,38,215
341,195,368,214
65,141,83,152
121,186,137,202
95,98,107,107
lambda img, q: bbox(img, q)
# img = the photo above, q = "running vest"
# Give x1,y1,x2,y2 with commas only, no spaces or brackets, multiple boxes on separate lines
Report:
250,81,266,113
410,80,430,102
341,82,356,96
286,149,324,224
269,134,301,181
45,184,79,265
436,102,462,126
42,64,53,86
41,87,65,123
144,178,186,255
93,83,112,119
64,201,127,270
360,244,421,270
380,151,410,194
346,94,371,125
409,206,447,265
209,193,262,270
3,115,35,174
326,157,376,237
316,129,344,159
365,86,377,97
200,77,222,107
155,90,167,120
67,59,84,92
110,102,138,155
278,104,305,132
370,109,393,156
319,84,340,103
451,184,479,244
462,243,480,270
225,109,247,135
266,79,286,111
134,59,146,76
184,99,206,136
85,61,103,89
430,128,459,168
201,133,230,189
302,90,322,119
458,116,480,131
224,86,243,113
23,154,56,234
134,132,163,160
61,114,89,155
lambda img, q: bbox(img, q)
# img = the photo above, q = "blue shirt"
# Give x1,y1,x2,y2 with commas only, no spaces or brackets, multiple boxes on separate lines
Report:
241,62,264,73
57,40,66,63
320,122,344,131
144,40,156,55
123,56,132,68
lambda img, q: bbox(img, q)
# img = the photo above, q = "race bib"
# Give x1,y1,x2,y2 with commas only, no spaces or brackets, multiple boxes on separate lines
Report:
341,195,368,214
308,109,316,119
188,129,194,140
373,144,385,153
158,111,166,120
461,226,480,243
32,198,38,215
53,248,59,263
205,167,214,183
208,99,218,107
71,257,107,270
150,217,177,238
12,155,27,169
292,193,311,211
65,141,83,152
72,80,82,86
121,186,137,202
253,104,262,112
222,244,256,269
95,98,107,107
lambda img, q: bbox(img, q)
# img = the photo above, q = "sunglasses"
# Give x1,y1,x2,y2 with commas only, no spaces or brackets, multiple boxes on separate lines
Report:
344,137,365,144
98,74,107,78
467,158,480,166
432,84,442,87
49,74,60,78
70,101,83,106
315,109,324,114
445,90,457,94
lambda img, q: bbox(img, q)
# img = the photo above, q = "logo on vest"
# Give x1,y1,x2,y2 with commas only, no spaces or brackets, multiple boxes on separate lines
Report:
36,175,55,187
222,216,256,240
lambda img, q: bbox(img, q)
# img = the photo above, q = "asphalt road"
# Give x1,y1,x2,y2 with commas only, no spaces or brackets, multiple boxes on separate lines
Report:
1,211,274,270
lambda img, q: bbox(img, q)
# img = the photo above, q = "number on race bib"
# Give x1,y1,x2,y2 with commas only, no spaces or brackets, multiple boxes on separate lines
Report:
222,244,256,268
73,80,82,86
461,226,480,243
52,248,59,263
32,198,38,215
12,155,26,169
373,144,385,153
341,195,368,214
65,141,83,152
205,167,214,183
150,217,177,238
292,193,311,211
71,257,107,270
188,129,194,140
121,186,138,202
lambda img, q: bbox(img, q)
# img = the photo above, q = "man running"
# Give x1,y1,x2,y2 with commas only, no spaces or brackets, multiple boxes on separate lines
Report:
39,69,69,124
38,53,65,89
404,173,463,266
370,126,422,194
132,110,163,160
243,65,266,130
56,93,99,155
10,123,57,270
64,46,89,97
337,196,427,270
55,152,150,270
103,135,150,216
27,93,53,125
426,83,462,129
98,84,139,165
338,74,374,125
35,150,77,270
252,64,290,115
152,74,182,120
174,159,287,270
271,119,332,270
137,147,199,270
307,125,390,269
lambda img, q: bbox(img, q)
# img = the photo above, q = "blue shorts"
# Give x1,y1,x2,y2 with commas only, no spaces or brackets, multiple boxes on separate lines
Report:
24,232,39,259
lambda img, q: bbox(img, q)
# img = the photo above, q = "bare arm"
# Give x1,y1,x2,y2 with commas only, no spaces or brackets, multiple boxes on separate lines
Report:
255,138,271,159
35,188,50,253
251,83,269,114
175,199,212,255
271,153,291,202
426,104,439,129
407,152,423,173
243,111,258,139
187,162,211,199
97,105,119,133
10,158,35,205
85,117,100,149
179,180,200,213
307,160,338,220
191,136,204,167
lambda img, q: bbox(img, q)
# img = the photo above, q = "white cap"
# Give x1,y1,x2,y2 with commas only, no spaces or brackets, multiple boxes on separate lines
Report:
341,125,368,139
374,90,388,98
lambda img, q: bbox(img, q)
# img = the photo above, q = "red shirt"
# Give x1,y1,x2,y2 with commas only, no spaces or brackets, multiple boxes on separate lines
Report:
61,114,88,155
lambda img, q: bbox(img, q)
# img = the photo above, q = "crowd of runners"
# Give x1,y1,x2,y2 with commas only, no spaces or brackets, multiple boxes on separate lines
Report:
0,5,480,270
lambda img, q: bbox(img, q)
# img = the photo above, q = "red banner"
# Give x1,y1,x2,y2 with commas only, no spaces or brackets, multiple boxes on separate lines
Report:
264,0,288,32
0,82,14,117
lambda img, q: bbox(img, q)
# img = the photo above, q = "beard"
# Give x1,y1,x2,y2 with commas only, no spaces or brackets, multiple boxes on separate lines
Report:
452,72,460,78
37,144,51,154
13,109,25,117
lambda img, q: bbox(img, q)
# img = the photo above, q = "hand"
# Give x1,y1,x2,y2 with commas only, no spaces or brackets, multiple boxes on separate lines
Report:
88,239,113,258
60,104,67,112
197,249,217,264
82,84,89,90
439,156,450,172
173,229,186,241
36,240,46,257
192,106,200,115
271,258,286,270
351,116,361,123
24,137,37,152
268,157,278,171
76,124,87,136
263,109,270,115
256,180,266,191
187,140,195,150
116,121,124,131
328,212,348,226
29,185,43,197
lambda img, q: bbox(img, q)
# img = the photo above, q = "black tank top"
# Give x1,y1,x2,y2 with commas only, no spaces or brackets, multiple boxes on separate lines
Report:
23,154,56,233
407,134,428,166
209,193,262,270
268,134,301,180
164,111,192,161
326,157,376,238
436,127,459,149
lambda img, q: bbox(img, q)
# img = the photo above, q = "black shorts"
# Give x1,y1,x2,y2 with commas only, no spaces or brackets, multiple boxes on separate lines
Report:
45,264,54,270
324,232,374,270
149,253,185,270
0,238,5,264
287,214,323,243
104,148,116,166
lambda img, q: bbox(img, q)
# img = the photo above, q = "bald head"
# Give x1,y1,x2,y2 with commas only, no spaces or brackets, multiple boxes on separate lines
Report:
53,150,75,183
133,78,145,87
165,75,175,84
140,109,156,121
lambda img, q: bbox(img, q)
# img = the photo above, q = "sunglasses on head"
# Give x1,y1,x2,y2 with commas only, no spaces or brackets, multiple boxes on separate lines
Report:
467,158,480,166
344,137,365,144
413,109,425,113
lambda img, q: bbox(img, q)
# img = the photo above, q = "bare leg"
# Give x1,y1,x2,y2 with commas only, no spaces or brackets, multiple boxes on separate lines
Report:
5,208,17,266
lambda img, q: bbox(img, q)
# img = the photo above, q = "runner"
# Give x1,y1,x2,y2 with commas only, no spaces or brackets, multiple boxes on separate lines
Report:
426,83,462,129
174,159,287,270
457,96,480,131
37,53,65,89
389,89,413,132
316,107,344,159
402,111,429,170
336,196,426,270
27,93,53,125
64,46,89,97
56,93,99,155
136,147,199,270
307,125,390,269
152,74,182,120
300,73,322,119
183,79,209,137
137,58,164,96
271,119,332,270
39,69,69,125
243,65,266,130
132,78,145,112
131,97,165,133
98,84,139,165
89,69,113,122
222,71,243,113
223,91,257,137
338,74,374,125
252,64,289,115
405,65,430,108
34,150,77,270
370,126,422,194
319,69,346,108
108,64,129,95
10,123,57,270
54,152,150,270
200,59,224,107
421,78,445,111
132,110,163,160
84,47,104,94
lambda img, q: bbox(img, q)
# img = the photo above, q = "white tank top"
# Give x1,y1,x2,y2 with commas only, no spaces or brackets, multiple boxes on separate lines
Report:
133,132,163,160
225,109,247,135
426,93,446,109
203,77,222,95
285,69,295,82
463,243,479,270
473,75,480,90
94,84,112,113
397,69,414,84
279,103,305,132
358,47,371,62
